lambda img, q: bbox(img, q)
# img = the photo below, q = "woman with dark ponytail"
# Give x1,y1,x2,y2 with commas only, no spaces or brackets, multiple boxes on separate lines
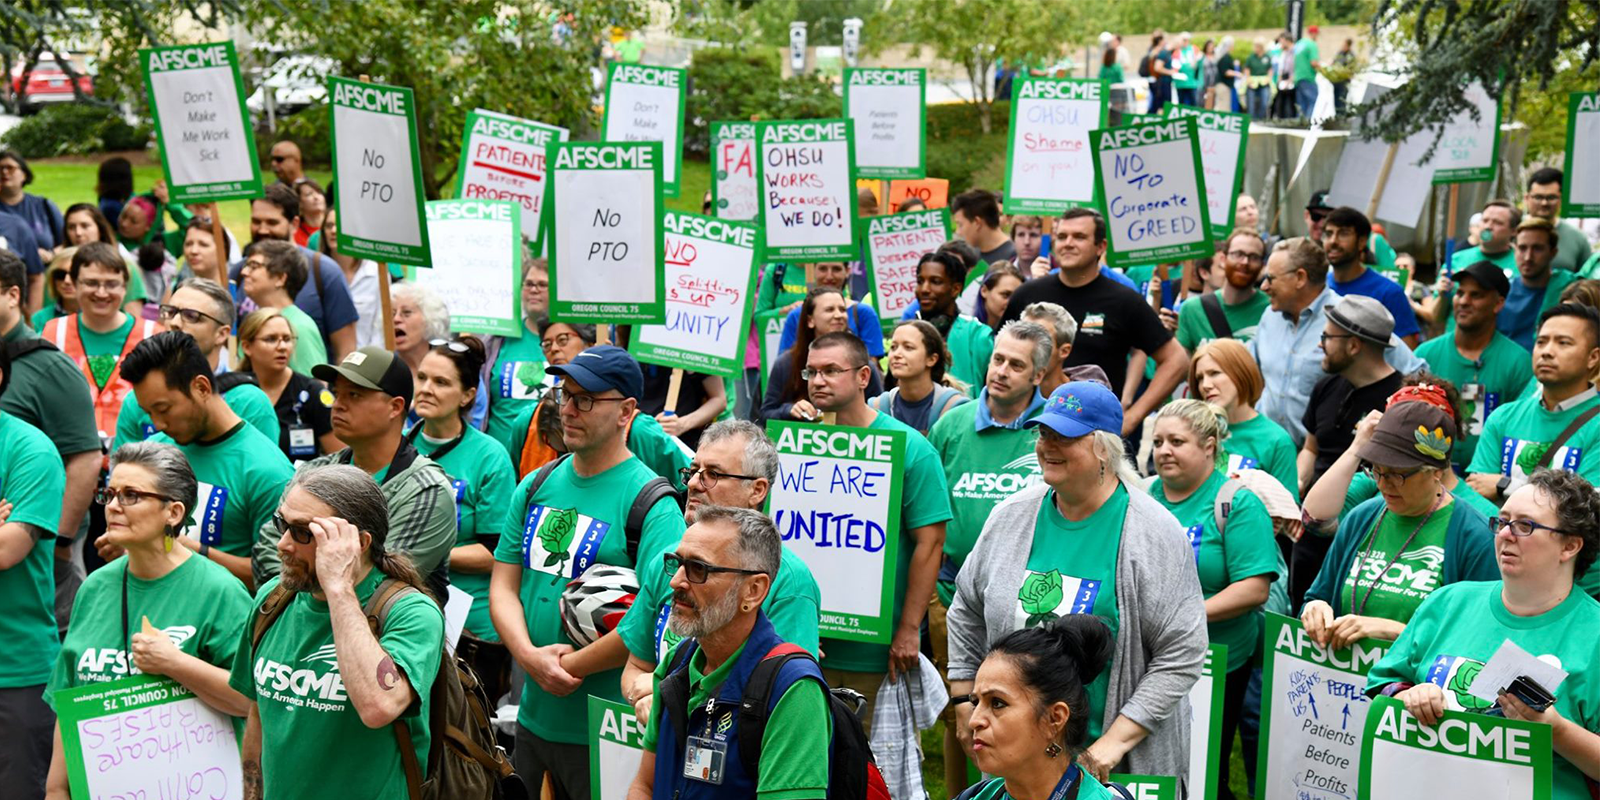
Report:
956,616,1121,800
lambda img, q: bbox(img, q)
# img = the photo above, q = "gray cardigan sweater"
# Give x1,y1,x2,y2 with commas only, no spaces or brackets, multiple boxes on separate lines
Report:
947,482,1208,791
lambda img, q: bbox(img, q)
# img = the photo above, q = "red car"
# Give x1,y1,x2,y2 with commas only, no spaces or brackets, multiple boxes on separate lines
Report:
8,56,93,111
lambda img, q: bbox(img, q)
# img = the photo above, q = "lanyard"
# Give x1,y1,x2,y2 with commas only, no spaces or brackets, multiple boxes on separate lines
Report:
1352,491,1444,615
405,423,467,462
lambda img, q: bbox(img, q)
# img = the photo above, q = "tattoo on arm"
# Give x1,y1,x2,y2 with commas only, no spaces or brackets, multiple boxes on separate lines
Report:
376,655,401,690
243,760,263,800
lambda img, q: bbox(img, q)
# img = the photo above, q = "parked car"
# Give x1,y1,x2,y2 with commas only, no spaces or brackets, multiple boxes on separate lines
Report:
8,54,93,112
246,55,334,118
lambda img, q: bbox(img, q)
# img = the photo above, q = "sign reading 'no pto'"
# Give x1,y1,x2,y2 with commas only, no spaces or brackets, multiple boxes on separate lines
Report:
328,76,431,266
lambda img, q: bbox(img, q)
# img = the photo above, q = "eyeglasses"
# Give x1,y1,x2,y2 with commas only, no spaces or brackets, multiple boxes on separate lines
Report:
241,258,270,272
541,333,581,354
663,553,768,584
159,304,227,327
523,279,549,292
79,279,125,293
1260,269,1298,285
271,511,316,544
429,338,470,353
800,365,857,381
1526,193,1561,204
1226,250,1264,264
1364,466,1423,487
555,389,627,413
1319,333,1355,345
679,465,761,488
255,333,295,346
94,487,170,507
1489,516,1571,538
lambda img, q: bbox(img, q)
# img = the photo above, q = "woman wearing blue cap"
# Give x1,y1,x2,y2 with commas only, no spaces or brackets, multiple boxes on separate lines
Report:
946,381,1208,788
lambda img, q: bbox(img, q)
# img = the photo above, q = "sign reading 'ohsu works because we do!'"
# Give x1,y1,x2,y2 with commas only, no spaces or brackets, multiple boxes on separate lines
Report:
140,42,262,203
328,76,431,266
454,109,568,256
755,119,860,263
545,141,666,324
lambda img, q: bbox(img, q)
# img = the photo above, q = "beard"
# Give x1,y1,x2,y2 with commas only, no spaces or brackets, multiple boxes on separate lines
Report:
279,553,320,592
667,586,743,640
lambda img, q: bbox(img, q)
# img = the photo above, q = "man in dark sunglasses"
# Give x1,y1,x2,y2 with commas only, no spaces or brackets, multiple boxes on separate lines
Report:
268,140,305,187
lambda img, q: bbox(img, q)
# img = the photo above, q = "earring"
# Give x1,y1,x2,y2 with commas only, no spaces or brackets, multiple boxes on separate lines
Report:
1045,742,1062,758
1098,460,1106,481
163,527,175,553
741,604,751,612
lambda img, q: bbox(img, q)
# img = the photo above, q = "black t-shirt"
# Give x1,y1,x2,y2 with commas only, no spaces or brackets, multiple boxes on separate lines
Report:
1001,273,1173,392
639,364,712,449
978,239,1018,267
1302,370,1404,484
271,371,334,460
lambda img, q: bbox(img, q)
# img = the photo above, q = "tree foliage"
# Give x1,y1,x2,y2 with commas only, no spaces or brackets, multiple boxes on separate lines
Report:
673,0,883,49
684,47,838,157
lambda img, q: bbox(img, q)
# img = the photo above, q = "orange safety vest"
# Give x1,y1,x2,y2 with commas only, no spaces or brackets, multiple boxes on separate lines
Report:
43,313,159,443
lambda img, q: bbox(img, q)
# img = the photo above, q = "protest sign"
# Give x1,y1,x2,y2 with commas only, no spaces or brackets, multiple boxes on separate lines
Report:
408,199,522,336
329,76,431,266
1360,695,1552,800
546,141,665,324
589,696,646,800
1189,644,1226,800
861,208,952,325
766,421,905,644
843,68,927,179
1256,613,1389,800
711,120,759,221
140,42,261,203
1163,105,1250,237
453,109,568,255
1110,775,1178,800
756,119,860,262
55,674,243,800
1430,81,1502,184
1092,117,1213,268
630,211,760,379
1005,77,1108,214
886,178,949,212
1564,92,1600,217
757,312,786,395
603,62,687,198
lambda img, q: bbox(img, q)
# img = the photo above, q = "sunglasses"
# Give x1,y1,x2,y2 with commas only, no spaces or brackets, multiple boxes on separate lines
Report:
429,337,471,353
662,553,767,584
272,511,316,544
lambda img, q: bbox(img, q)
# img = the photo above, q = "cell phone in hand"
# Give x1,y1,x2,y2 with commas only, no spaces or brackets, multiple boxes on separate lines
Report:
1505,674,1556,712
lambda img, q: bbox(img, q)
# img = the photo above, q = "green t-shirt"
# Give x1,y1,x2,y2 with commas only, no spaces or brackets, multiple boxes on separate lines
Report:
412,425,516,642
1335,499,1454,624
1224,413,1301,502
641,639,832,799
151,421,295,558
960,771,1115,800
820,411,953,673
1414,332,1535,470
493,454,687,743
1100,63,1125,84
1019,485,1128,739
47,554,251,706
1553,221,1593,275
1343,471,1499,520
0,412,64,687
79,314,136,389
0,322,101,458
1367,582,1600,800
1174,289,1271,351
228,570,443,800
279,304,329,374
485,330,551,456
1154,471,1279,672
1468,390,1600,488
113,381,282,452
1449,245,1516,278
1292,37,1320,82
30,305,64,333
946,315,996,395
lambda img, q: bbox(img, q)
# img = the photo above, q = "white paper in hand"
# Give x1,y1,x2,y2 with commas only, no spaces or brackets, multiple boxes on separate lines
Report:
1467,638,1569,705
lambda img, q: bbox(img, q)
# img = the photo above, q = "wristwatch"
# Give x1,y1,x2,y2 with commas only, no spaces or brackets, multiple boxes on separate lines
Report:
1496,476,1512,500
198,543,211,558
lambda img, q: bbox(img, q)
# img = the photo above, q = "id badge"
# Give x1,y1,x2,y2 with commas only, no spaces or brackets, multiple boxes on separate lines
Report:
682,736,727,784
289,426,315,457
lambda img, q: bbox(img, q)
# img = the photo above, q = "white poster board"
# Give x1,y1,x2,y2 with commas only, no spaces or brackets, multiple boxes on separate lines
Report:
410,199,522,336
862,208,951,323
603,63,687,198
1187,644,1225,800
1360,696,1552,800
630,211,761,379
588,696,646,800
1564,92,1600,217
1092,118,1213,268
843,68,926,180
328,76,430,265
755,119,860,262
140,42,261,203
1004,76,1107,214
711,121,759,221
56,675,243,800
1428,81,1502,184
454,109,568,255
1164,105,1250,237
545,141,666,323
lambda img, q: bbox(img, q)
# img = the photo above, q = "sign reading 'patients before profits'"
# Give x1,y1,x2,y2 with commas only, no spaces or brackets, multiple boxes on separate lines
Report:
589,696,645,800
408,200,522,337
756,119,860,263
1163,105,1250,237
844,68,927,180
1564,92,1600,217
56,674,244,800
863,208,951,324
711,120,758,221
604,62,687,198
1005,76,1108,214
1093,117,1213,268
766,421,905,644
140,42,261,203
546,141,665,324
1188,644,1226,800
329,76,431,266
454,109,568,256
629,211,760,379
1360,695,1552,800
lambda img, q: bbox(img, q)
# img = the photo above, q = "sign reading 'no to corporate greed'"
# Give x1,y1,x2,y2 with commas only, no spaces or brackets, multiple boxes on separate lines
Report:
844,68,926,180
1093,117,1213,269
1162,105,1250,238
141,42,261,203
1360,696,1552,800
546,141,665,324
329,77,431,266
756,120,860,263
1564,93,1600,217
711,121,758,221
56,675,243,800
408,200,522,337
863,208,951,324
766,422,905,644
454,109,568,256
604,63,687,198
1005,77,1109,214
629,211,760,379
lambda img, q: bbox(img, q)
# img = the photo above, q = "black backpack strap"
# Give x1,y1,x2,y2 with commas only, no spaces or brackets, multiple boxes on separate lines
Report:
1199,292,1233,339
1536,405,1600,470
213,370,259,394
735,646,817,779
522,453,571,509
626,476,680,566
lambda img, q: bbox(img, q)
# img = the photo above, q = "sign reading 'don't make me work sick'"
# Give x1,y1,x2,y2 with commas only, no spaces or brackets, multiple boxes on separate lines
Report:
766,421,905,644
454,109,568,256
1163,105,1250,237
1359,696,1552,800
711,121,759,221
1564,92,1600,217
546,141,665,324
1005,76,1108,214
843,68,927,180
604,62,687,198
629,211,760,379
863,208,951,325
140,42,261,203
408,200,522,337
1092,117,1212,268
589,696,645,800
329,76,431,266
56,674,243,800
756,119,860,263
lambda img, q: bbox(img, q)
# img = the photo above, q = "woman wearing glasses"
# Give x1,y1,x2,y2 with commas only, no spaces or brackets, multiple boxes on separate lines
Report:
1366,470,1600,800
43,442,253,799
761,286,882,423
1301,388,1498,650
239,308,340,462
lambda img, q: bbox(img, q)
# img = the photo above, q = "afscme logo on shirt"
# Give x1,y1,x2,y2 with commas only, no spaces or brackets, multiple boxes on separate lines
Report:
254,656,349,705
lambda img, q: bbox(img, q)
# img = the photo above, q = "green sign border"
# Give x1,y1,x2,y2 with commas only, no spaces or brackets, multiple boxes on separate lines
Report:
328,75,433,266
1003,76,1110,214
1432,81,1504,185
1110,774,1177,800
1360,695,1552,800
858,207,953,330
1092,116,1215,268
1563,92,1600,217
139,41,263,204
544,140,667,324
628,210,762,379
710,120,759,221
588,694,645,800
413,199,523,337
754,119,861,263
843,68,927,180
453,108,568,257
602,62,688,198
1163,104,1251,238
1191,643,1227,800
756,310,786,399
55,674,238,800
764,420,906,644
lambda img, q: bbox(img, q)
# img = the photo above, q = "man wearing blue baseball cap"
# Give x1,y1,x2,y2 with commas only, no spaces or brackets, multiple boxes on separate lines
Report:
489,344,686,800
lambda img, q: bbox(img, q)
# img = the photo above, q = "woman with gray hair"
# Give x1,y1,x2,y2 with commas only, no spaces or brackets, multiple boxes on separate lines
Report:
390,282,450,382
43,442,254,799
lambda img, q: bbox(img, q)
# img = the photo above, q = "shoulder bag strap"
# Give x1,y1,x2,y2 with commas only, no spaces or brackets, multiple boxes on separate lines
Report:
1536,405,1600,469
1199,292,1233,339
